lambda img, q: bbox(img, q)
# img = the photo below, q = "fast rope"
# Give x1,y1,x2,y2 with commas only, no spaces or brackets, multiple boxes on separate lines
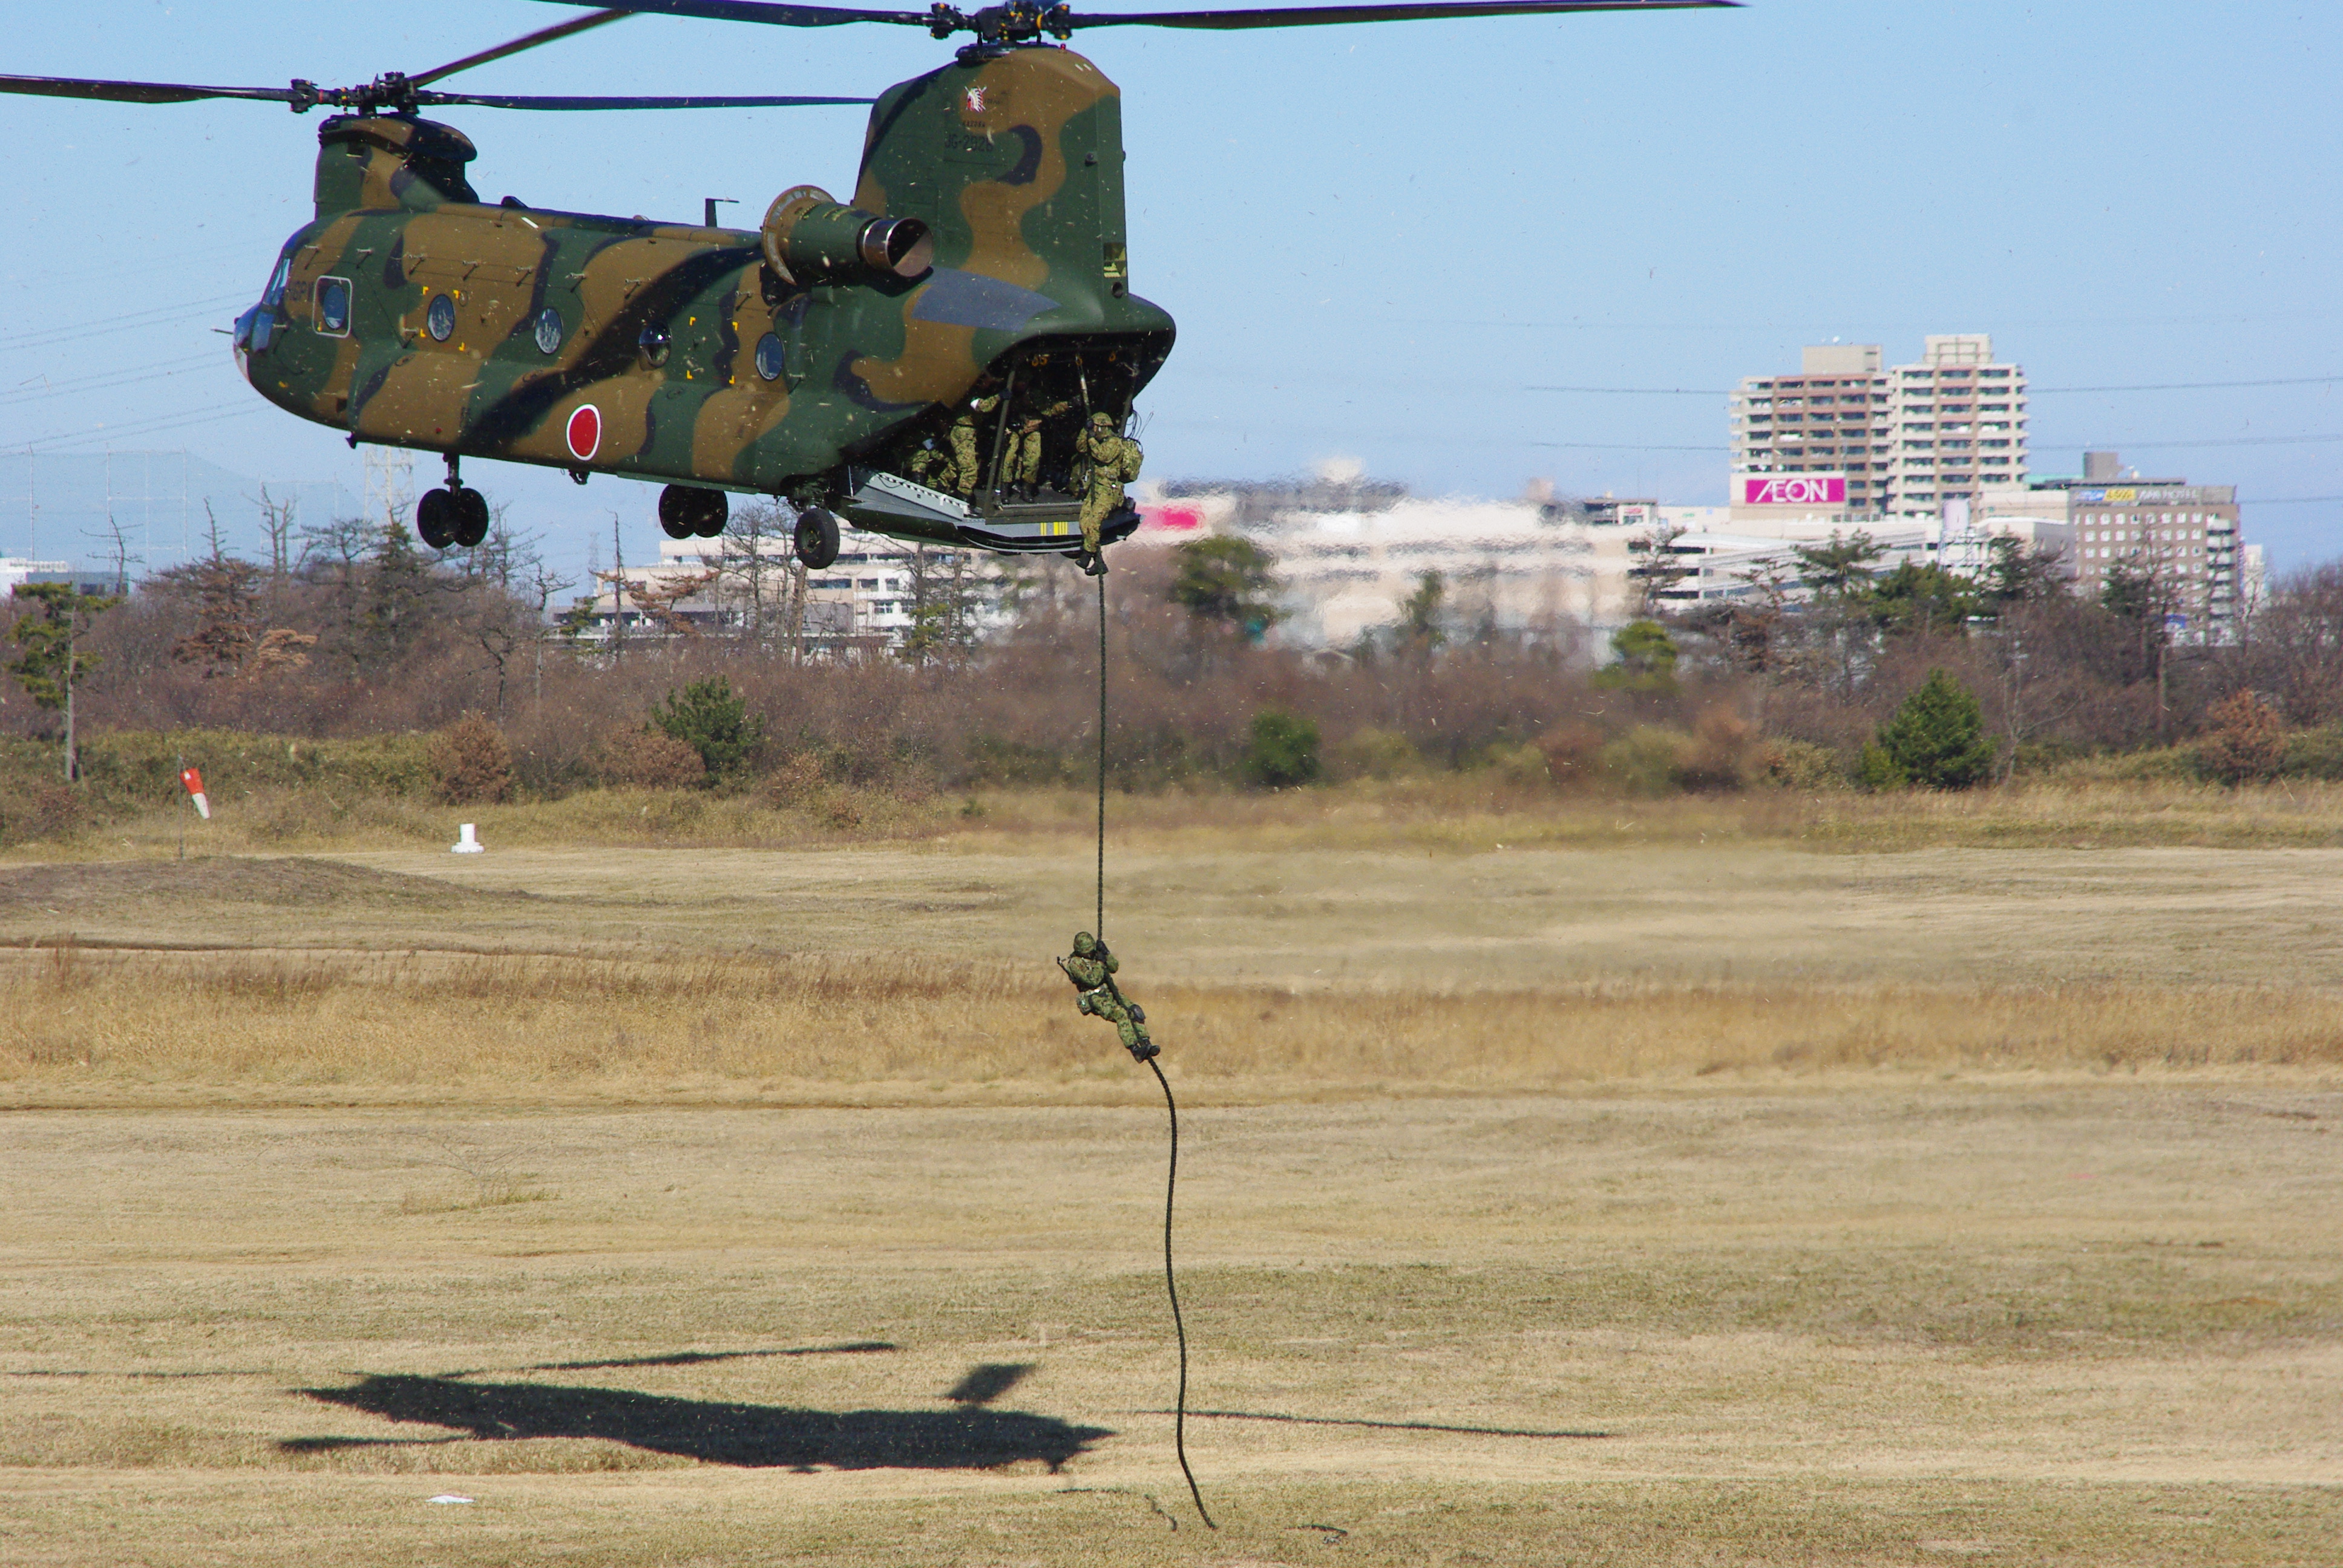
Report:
1096,570,1216,1532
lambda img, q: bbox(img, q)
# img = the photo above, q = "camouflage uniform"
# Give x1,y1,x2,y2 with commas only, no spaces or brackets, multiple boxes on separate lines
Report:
905,442,952,490
1075,413,1143,558
1061,931,1156,1061
1007,399,1073,494
946,393,1001,497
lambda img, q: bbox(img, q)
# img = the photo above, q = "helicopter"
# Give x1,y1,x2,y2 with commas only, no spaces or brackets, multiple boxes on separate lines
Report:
2,1,1731,569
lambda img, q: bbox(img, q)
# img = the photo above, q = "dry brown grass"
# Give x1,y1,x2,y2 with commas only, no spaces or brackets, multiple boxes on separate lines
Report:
4,1088,2338,1565
4,946,2340,1107
28,772,2343,863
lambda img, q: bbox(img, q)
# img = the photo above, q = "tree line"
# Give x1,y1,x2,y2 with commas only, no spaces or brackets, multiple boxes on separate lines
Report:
7,502,2343,804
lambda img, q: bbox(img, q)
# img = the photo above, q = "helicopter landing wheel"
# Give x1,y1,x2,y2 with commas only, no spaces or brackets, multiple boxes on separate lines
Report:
453,485,490,549
660,484,729,540
416,487,457,550
693,491,729,538
793,506,839,570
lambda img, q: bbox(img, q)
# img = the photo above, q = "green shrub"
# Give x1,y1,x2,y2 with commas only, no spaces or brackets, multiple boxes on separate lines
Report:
1332,727,1424,781
1591,619,1680,695
963,736,1078,788
650,676,763,783
2282,724,2343,781
1242,710,1321,789
1867,668,1995,790
1601,725,1692,797
74,729,434,801
1761,738,1846,791
1483,740,1551,789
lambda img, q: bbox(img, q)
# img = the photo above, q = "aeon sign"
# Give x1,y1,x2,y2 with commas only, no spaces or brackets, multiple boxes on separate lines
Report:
1739,474,1846,507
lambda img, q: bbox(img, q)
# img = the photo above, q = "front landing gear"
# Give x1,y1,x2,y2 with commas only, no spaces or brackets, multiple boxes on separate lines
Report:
793,506,839,570
417,454,489,550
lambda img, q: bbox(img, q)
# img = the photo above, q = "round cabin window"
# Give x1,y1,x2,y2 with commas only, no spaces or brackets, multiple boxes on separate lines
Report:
425,293,456,342
534,307,563,356
316,278,350,335
638,324,672,368
754,333,785,382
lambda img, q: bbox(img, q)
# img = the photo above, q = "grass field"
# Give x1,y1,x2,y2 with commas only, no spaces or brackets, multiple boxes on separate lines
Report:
2,803,2339,1563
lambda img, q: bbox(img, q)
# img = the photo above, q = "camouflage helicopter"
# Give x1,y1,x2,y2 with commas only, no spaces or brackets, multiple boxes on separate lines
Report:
2,0,1730,568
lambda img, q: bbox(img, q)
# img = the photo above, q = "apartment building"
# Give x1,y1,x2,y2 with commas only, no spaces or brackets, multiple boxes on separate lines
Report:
1728,343,1892,515
1731,336,2030,517
1886,335,2029,515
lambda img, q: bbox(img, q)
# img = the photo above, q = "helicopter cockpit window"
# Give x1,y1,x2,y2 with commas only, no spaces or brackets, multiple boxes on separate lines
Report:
754,333,785,382
425,293,456,342
638,323,672,368
314,277,351,337
533,307,564,356
263,258,292,310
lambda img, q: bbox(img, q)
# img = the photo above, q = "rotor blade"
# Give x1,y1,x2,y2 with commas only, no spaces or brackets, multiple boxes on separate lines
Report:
0,73,293,106
1068,0,1738,30
532,0,932,27
413,7,636,88
419,89,874,109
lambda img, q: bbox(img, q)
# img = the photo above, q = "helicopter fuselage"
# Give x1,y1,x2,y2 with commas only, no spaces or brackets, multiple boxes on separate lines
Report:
232,45,1173,551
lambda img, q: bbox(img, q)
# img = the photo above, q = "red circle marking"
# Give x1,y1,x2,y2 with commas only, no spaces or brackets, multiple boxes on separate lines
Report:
566,404,601,462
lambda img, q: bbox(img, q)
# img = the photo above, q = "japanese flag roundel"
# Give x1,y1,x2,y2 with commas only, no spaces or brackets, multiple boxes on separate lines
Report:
565,403,601,461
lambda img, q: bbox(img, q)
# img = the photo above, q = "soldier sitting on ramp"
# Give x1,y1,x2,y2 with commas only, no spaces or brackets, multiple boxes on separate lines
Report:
1059,931,1157,1062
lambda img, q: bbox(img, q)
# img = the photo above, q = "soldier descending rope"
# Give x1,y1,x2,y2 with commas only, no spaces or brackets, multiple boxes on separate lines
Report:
1073,411,1143,575
1060,931,1156,1061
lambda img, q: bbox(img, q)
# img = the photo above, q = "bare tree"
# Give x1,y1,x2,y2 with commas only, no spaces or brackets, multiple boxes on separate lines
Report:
84,513,142,597
253,484,300,602
715,500,789,644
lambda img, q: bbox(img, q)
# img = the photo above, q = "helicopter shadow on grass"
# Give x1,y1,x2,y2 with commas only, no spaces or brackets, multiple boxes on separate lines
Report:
280,1359,1106,1472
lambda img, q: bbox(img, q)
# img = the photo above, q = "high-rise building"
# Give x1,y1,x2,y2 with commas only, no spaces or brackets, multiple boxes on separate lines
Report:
1727,344,1890,515
1729,336,2030,518
1884,335,2028,515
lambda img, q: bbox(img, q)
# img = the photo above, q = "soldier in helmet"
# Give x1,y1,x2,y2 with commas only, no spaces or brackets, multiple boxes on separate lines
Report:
1006,398,1073,499
1072,411,1143,573
1059,930,1156,1062
945,378,1003,498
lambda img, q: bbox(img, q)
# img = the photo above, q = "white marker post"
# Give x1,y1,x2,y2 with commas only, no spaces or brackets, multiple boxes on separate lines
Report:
451,823,484,855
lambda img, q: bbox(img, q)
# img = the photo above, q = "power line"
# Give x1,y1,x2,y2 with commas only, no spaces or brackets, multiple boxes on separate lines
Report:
0,291,249,354
2042,433,2343,449
1529,373,2342,396
2034,374,2342,393
0,351,228,408
1527,385,1726,396
1528,440,1728,452
19,399,267,452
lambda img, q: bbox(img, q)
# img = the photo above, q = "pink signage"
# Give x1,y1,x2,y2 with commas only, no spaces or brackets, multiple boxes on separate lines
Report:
1739,474,1846,507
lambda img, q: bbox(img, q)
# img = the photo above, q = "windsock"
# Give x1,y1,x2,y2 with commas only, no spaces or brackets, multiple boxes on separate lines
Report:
180,766,210,821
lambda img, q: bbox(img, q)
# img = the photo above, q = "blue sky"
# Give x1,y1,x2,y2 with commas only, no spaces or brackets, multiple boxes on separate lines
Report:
2,0,2336,585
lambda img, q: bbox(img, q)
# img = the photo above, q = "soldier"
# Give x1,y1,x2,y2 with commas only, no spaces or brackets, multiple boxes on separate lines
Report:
905,440,952,491
1006,399,1073,498
945,380,1003,498
1073,411,1142,573
1059,930,1157,1062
